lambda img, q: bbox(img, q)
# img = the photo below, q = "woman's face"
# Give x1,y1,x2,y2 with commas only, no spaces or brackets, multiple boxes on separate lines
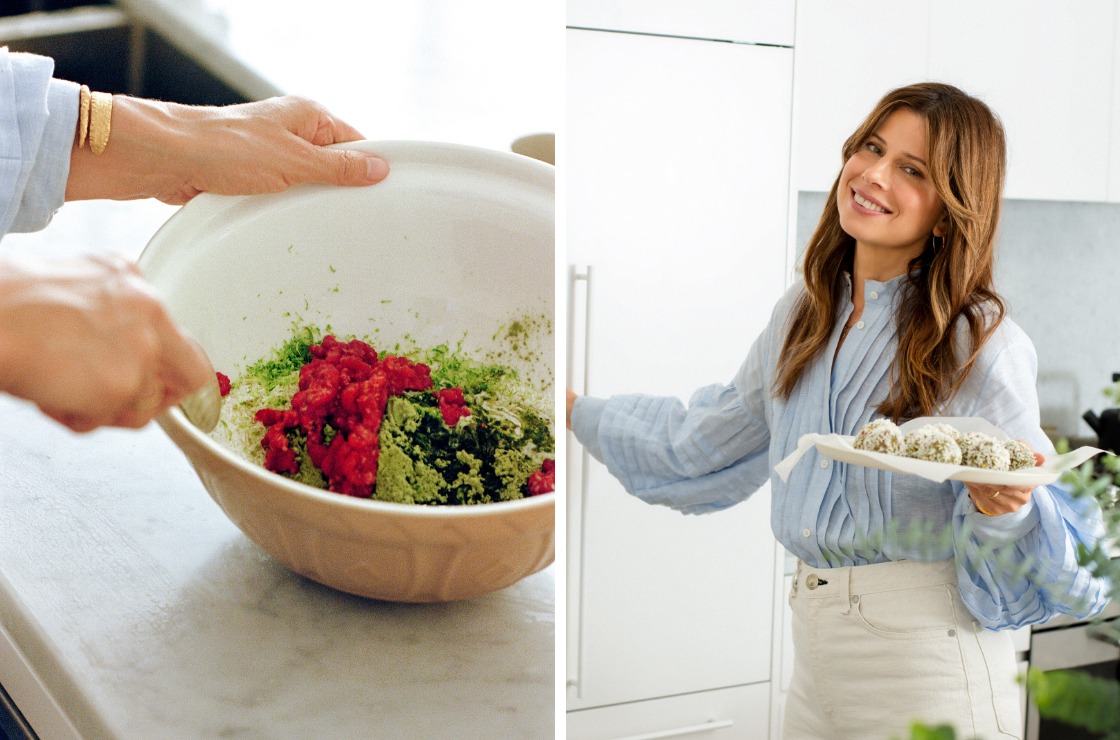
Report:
837,108,946,257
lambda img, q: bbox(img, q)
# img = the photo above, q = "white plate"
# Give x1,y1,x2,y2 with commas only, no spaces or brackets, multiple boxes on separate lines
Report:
777,417,1104,486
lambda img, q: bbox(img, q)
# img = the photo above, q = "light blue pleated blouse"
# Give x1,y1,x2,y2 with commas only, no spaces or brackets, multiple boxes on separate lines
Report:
571,274,1110,629
0,49,79,236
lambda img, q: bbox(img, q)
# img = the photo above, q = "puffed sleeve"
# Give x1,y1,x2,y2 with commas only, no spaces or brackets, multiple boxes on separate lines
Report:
0,49,79,237
949,320,1110,629
569,313,774,515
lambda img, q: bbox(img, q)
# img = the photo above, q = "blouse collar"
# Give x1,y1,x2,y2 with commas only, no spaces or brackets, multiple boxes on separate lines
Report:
841,270,912,305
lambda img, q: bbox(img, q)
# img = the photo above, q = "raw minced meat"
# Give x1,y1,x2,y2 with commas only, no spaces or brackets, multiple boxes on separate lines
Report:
212,326,554,504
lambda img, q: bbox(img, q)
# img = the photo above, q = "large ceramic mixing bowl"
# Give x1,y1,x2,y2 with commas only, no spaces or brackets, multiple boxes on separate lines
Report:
138,141,555,602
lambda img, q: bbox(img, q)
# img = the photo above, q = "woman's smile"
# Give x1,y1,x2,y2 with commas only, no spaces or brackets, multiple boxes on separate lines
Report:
850,187,890,214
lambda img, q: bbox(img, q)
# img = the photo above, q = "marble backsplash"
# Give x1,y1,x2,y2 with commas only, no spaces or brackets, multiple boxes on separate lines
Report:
796,192,1120,439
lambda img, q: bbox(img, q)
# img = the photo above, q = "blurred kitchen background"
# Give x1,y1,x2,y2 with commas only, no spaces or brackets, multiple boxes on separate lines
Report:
0,0,560,261
568,3,1119,740
0,0,559,150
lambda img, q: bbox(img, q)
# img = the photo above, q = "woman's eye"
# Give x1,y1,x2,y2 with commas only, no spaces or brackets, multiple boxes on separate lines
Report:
867,143,882,155
903,166,922,178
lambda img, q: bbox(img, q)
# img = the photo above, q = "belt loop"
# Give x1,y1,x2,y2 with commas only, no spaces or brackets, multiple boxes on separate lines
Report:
841,567,853,615
792,559,801,598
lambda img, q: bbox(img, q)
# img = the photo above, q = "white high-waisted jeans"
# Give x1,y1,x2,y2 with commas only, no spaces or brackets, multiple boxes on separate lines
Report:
783,558,1022,740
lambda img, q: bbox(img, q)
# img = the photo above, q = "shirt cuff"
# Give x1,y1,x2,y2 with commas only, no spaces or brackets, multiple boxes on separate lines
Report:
966,495,1040,546
10,78,78,233
570,395,607,463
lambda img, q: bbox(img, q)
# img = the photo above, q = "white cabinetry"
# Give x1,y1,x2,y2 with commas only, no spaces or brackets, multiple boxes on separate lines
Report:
794,0,1117,202
567,19,794,739
792,0,930,195
567,0,794,45
568,683,771,740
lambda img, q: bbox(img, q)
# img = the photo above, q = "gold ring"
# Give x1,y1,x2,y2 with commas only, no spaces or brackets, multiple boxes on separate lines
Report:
990,490,1001,498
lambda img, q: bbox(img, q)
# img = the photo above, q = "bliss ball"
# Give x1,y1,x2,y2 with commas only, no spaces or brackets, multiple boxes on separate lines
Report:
1004,440,1036,471
902,427,962,464
959,432,1011,471
853,418,904,454
957,432,987,458
929,423,961,443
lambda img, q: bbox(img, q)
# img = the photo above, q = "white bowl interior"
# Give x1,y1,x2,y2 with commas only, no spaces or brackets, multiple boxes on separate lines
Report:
141,141,554,390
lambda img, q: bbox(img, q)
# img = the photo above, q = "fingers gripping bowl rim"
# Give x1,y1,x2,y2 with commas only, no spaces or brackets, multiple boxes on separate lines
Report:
140,140,555,602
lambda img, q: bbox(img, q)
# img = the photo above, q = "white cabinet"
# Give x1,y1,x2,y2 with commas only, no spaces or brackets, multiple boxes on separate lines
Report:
794,0,1117,202
1110,7,1120,202
925,0,1113,202
569,472,776,707
566,29,793,397
792,0,930,195
567,0,795,46
568,682,772,740
567,26,793,739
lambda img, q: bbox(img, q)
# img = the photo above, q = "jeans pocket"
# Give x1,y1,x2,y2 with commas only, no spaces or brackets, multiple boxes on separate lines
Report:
855,583,957,637
815,586,972,733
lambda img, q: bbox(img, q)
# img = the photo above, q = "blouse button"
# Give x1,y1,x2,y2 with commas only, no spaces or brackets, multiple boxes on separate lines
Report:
802,528,811,538
869,291,879,300
856,320,865,330
820,460,828,468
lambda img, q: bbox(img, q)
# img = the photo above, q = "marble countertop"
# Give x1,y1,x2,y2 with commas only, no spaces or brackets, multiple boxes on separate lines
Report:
0,26,556,731
0,386,554,739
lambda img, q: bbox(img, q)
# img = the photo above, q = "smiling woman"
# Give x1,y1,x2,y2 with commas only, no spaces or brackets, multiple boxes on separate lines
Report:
566,82,1110,740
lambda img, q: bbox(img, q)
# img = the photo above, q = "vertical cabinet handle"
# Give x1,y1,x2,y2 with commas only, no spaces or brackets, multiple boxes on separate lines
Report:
603,719,735,740
567,265,592,696
567,264,593,396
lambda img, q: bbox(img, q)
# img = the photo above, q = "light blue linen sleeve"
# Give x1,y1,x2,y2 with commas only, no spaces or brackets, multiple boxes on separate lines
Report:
950,321,1110,629
0,49,79,237
569,315,774,515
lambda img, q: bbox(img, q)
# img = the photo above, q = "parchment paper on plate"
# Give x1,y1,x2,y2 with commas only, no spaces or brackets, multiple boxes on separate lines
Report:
774,417,1104,486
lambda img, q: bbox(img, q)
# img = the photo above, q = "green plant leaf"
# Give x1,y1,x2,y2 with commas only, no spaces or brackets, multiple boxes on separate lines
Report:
1027,667,1120,734
894,722,959,740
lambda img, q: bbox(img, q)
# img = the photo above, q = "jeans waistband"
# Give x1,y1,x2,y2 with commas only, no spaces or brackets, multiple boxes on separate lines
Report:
796,558,957,602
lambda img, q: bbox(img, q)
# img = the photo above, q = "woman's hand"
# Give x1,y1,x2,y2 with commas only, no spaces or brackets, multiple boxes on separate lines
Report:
0,254,212,432
566,387,577,430
963,441,1045,516
66,95,389,204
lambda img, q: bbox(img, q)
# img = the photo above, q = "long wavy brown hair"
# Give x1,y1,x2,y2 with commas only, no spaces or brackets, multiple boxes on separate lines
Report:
774,83,1007,421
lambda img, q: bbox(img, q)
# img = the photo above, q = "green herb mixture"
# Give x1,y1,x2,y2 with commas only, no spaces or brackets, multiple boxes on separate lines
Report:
212,325,554,505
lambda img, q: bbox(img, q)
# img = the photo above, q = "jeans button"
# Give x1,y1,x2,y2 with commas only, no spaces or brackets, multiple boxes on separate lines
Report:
806,574,819,590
